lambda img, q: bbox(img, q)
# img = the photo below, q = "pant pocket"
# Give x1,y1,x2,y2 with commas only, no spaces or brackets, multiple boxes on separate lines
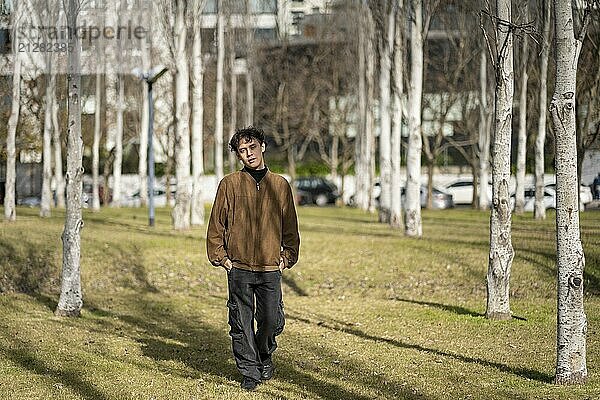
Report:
227,300,243,335
274,300,285,336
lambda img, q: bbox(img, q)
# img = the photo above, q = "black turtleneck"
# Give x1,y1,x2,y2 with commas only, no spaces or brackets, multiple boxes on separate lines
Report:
243,165,268,183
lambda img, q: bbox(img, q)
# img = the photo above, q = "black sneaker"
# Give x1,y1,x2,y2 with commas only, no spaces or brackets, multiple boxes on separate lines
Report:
241,376,260,391
261,363,275,380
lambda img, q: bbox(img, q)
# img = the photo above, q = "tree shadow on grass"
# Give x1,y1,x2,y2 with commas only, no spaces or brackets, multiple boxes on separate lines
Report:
310,213,381,225
514,246,600,296
82,300,239,382
83,213,201,242
29,292,58,311
423,237,488,252
393,297,483,318
286,313,553,384
301,223,401,239
393,298,527,321
24,241,159,312
580,249,600,296
530,248,600,296
0,238,58,294
274,341,430,400
106,244,160,293
425,234,600,296
2,345,108,400
80,295,428,400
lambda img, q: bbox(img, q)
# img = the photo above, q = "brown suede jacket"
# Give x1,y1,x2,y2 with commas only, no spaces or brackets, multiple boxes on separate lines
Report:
206,169,300,272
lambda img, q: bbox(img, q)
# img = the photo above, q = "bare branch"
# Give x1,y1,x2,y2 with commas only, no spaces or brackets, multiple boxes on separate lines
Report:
479,11,496,70
481,8,539,65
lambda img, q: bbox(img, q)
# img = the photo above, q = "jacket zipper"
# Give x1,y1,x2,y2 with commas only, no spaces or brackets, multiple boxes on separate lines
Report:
254,174,265,268
242,169,264,269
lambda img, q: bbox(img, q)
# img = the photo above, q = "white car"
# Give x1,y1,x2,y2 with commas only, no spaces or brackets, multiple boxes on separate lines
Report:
444,178,492,206
510,187,555,212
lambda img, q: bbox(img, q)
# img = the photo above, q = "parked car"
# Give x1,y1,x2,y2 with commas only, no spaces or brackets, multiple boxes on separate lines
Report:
348,183,453,209
294,189,312,206
401,185,454,209
510,187,555,212
444,178,492,206
293,177,339,206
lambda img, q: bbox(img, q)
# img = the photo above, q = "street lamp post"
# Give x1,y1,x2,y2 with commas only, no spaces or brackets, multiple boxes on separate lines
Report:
133,66,168,226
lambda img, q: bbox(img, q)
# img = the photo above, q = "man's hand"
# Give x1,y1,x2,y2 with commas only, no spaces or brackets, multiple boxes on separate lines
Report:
223,258,233,272
279,257,286,272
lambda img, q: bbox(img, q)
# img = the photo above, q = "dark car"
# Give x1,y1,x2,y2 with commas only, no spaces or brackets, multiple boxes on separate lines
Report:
293,177,339,206
294,189,312,206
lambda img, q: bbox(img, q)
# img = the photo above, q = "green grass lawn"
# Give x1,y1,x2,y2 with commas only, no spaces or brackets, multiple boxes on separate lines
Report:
1,205,599,399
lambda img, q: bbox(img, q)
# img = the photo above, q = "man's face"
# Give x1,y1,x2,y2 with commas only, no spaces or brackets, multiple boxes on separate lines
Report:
237,137,265,170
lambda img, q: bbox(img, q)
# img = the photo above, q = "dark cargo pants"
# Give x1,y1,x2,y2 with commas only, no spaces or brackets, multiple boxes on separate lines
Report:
227,267,285,381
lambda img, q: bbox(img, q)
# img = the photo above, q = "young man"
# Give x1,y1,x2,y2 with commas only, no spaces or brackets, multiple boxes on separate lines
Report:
206,126,300,391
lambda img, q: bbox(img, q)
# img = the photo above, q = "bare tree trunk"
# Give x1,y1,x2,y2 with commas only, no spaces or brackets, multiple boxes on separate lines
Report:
515,5,529,215
427,161,434,208
109,1,125,207
366,11,376,213
479,48,491,211
355,10,376,212
229,28,237,173
378,3,395,223
191,0,205,226
102,150,113,206
331,133,339,179
112,73,124,207
138,10,150,208
92,31,104,212
104,2,117,207
5,36,20,222
472,164,480,207
52,91,65,208
390,1,403,229
405,0,423,237
422,136,434,209
244,17,254,126
172,0,192,230
535,0,551,220
287,145,296,183
369,116,376,213
165,120,174,207
551,0,588,385
41,62,55,217
214,3,225,183
355,2,368,211
56,0,83,317
281,86,297,182
245,74,254,127
49,7,65,207
486,0,514,320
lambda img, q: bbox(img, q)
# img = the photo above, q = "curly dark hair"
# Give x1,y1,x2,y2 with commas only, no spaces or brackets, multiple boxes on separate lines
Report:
228,126,266,153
